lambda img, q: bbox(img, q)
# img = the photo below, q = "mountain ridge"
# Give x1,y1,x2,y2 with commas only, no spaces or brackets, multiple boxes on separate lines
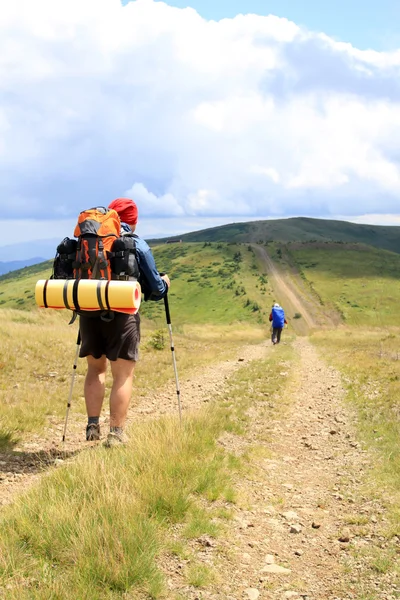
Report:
1,217,400,276
0,257,47,276
149,216,400,255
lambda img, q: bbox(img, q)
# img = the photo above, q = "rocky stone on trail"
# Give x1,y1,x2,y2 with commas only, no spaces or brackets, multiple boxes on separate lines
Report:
244,588,260,600
311,521,321,529
282,483,294,490
261,564,291,575
282,511,300,521
264,554,275,564
290,524,302,534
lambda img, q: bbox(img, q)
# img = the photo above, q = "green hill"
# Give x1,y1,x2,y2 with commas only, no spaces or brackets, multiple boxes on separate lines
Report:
0,260,52,310
285,242,400,326
0,245,274,325
153,216,400,255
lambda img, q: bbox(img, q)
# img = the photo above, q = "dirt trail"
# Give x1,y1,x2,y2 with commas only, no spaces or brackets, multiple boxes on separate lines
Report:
163,339,391,599
252,245,317,334
252,245,339,335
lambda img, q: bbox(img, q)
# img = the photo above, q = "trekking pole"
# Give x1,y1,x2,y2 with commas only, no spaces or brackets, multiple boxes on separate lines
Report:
62,330,81,442
163,293,182,422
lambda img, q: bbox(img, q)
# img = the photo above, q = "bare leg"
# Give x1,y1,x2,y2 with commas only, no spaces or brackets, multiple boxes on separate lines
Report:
84,355,107,417
109,358,135,428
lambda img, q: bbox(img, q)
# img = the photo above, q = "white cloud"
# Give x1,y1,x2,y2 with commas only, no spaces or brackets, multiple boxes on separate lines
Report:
250,165,281,183
123,182,184,217
1,0,400,238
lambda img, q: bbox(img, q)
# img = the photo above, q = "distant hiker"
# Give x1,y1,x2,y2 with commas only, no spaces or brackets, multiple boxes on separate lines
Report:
80,198,170,447
269,303,287,345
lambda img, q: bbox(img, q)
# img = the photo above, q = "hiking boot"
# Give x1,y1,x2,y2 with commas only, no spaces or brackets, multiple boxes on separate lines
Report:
86,423,100,441
103,431,128,448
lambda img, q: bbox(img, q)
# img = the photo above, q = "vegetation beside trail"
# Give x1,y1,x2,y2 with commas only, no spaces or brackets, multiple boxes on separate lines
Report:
286,243,400,326
0,338,294,599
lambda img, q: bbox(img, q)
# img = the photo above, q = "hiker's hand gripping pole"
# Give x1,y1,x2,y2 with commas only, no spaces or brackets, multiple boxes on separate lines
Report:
62,330,81,442
163,293,182,422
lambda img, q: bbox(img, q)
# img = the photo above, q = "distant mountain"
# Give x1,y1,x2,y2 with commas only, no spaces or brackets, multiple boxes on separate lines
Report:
151,217,400,255
2,218,400,272
0,257,47,276
0,239,59,262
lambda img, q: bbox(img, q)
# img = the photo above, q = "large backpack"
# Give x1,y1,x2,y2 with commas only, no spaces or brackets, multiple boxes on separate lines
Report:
73,206,121,280
51,206,140,316
271,305,285,328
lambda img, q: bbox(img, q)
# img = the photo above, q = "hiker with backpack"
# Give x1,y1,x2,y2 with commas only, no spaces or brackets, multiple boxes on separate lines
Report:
55,198,170,447
269,303,288,345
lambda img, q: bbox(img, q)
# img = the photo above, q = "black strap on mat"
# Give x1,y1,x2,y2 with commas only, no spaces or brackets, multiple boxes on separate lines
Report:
63,280,71,310
104,281,111,311
72,279,80,312
43,279,49,308
96,281,105,311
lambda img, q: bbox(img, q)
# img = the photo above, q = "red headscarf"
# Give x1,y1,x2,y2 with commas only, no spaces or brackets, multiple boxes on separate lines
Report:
108,198,138,225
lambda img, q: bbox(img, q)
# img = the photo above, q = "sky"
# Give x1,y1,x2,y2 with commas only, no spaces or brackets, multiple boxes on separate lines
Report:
124,0,400,51
1,0,400,251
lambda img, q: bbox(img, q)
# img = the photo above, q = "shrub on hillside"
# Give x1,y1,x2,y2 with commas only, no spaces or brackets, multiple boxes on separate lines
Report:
147,330,166,350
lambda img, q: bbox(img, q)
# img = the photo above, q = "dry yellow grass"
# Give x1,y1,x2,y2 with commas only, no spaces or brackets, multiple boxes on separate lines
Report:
0,307,267,446
0,323,293,599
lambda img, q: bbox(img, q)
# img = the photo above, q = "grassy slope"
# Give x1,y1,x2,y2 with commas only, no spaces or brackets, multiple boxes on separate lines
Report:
142,242,272,326
0,248,295,598
286,243,400,326
0,243,274,325
0,260,52,310
151,217,400,255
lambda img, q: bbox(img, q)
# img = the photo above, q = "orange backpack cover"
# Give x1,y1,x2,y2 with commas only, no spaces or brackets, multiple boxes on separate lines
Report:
73,207,120,280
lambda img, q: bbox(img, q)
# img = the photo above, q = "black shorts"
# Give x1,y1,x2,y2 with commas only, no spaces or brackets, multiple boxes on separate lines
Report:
79,312,140,362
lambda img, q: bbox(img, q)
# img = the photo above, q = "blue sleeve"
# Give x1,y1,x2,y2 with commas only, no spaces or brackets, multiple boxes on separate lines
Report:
136,238,168,300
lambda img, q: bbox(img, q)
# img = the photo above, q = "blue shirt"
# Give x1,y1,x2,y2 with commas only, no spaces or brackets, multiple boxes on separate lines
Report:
121,223,167,300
